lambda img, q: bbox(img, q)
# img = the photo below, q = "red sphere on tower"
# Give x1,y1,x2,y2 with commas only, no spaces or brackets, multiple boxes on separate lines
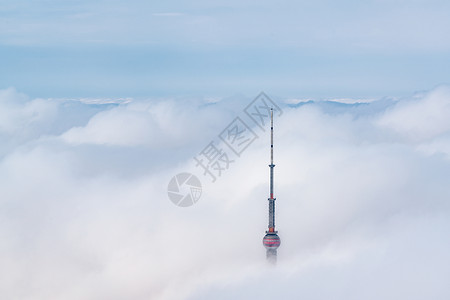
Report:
263,233,281,249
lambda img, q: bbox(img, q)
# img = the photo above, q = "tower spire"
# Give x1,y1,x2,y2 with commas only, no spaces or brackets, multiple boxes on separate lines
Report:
263,108,281,263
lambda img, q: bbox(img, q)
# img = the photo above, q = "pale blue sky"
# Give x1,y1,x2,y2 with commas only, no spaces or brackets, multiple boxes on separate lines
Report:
1,0,450,98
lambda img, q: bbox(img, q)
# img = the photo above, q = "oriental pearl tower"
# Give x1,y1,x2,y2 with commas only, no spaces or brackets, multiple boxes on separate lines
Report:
262,108,281,263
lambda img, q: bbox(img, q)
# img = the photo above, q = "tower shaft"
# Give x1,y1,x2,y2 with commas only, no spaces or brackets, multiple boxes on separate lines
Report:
268,108,276,231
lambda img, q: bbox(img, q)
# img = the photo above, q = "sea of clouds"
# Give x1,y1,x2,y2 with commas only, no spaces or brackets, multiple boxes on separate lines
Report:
1,86,449,299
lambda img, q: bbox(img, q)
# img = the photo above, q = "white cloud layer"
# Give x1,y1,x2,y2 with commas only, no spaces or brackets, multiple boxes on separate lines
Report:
1,87,450,299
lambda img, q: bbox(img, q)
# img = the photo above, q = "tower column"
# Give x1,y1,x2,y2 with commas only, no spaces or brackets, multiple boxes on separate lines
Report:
262,108,281,263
